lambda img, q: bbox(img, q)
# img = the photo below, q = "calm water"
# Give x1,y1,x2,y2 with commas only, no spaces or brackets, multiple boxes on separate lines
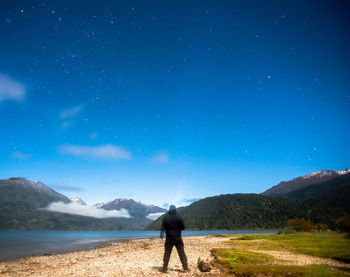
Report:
0,230,278,261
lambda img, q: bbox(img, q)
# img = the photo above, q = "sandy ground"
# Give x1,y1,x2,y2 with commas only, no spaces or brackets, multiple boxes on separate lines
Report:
0,236,228,277
251,250,350,268
1,235,350,276
251,249,350,274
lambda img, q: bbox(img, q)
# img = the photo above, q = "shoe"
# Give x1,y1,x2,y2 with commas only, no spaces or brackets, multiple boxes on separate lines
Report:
160,268,167,273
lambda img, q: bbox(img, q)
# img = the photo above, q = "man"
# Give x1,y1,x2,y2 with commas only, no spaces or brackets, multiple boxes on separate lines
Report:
160,205,189,272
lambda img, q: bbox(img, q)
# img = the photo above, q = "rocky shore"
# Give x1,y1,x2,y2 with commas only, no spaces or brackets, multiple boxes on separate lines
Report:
0,236,228,276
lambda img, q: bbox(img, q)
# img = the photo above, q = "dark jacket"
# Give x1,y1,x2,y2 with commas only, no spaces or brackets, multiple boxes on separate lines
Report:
160,209,185,238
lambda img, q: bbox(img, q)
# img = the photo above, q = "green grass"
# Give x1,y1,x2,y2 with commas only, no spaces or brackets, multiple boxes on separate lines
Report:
213,248,277,264
211,231,350,276
212,250,346,276
230,231,350,261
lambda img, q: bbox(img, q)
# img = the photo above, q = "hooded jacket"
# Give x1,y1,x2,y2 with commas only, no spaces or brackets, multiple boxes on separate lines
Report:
160,208,185,238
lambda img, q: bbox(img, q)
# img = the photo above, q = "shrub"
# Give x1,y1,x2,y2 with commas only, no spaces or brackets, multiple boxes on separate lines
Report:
287,218,317,231
316,223,329,231
337,215,350,232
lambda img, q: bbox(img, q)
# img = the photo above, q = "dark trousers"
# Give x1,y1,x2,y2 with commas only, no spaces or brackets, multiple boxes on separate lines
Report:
163,236,188,270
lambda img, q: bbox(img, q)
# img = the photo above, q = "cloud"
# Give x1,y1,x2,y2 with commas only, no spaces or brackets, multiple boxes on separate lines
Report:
90,133,98,140
61,120,74,129
60,105,84,129
59,144,131,160
146,212,165,220
60,105,83,119
0,74,25,102
152,152,169,164
11,151,30,160
178,198,201,206
54,185,83,192
40,201,131,218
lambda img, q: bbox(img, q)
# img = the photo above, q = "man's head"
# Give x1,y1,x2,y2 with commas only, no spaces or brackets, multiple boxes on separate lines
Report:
168,205,177,214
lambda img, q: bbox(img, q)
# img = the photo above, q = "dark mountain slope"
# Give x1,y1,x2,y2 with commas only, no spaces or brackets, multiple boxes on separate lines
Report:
146,193,310,230
284,173,350,213
0,177,70,207
262,169,349,196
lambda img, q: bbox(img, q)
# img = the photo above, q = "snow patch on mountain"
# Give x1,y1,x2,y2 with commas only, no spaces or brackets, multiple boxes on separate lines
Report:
70,197,86,205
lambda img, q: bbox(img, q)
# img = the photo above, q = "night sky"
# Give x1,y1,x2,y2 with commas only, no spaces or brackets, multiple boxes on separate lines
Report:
1,0,349,207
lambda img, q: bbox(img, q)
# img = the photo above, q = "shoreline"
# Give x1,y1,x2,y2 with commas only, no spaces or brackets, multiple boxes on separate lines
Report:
0,235,229,276
0,237,139,263
0,229,279,262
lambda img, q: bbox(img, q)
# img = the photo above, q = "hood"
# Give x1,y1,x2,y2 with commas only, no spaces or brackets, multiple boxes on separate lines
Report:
168,205,177,215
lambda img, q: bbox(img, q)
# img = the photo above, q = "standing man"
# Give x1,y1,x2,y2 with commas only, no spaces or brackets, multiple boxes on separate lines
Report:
160,205,189,272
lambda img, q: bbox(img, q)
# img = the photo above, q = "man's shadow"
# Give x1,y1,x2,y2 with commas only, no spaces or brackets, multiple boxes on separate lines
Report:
153,266,188,273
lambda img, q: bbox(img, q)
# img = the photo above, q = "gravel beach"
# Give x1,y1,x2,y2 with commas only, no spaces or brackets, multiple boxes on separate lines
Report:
0,236,228,276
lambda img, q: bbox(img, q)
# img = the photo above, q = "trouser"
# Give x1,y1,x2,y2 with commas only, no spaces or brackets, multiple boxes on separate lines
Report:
163,236,188,270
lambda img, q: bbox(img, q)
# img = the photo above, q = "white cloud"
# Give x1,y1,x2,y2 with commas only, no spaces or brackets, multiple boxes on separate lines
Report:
90,133,98,140
11,151,30,160
0,74,25,102
40,201,131,218
152,153,169,164
146,212,165,220
61,120,74,129
60,105,83,119
60,144,131,160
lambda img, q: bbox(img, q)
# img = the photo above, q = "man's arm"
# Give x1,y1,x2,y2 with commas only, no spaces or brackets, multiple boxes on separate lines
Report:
179,216,185,231
160,217,166,238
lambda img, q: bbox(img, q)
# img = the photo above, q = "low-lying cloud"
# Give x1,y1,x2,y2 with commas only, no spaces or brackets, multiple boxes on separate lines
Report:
41,201,131,218
180,198,201,204
0,74,25,102
146,212,165,220
59,144,131,160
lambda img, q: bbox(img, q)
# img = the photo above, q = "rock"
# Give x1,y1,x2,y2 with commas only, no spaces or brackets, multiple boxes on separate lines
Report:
197,257,212,272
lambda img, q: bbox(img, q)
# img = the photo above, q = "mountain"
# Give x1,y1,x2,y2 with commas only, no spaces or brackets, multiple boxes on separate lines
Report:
98,198,166,218
284,173,350,213
0,177,71,207
262,169,350,196
147,169,350,231
146,193,313,230
70,197,86,205
0,177,151,230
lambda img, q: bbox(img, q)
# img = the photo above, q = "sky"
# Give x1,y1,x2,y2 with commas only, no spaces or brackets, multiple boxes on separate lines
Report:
0,0,349,208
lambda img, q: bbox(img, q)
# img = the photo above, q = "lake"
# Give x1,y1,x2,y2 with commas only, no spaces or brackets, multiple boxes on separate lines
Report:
0,229,278,261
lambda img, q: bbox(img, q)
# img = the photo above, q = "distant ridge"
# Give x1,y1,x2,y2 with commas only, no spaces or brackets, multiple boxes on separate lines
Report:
0,177,152,230
97,198,166,218
262,169,350,196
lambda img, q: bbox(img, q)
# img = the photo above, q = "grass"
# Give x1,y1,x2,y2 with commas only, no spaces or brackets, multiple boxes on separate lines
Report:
211,231,350,276
230,231,350,261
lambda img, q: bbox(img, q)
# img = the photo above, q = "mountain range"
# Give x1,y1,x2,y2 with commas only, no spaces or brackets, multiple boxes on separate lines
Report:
147,169,350,230
1,168,349,230
0,177,164,230
96,198,166,218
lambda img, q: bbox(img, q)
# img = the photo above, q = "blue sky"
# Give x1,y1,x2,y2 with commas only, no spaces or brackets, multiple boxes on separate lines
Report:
0,0,349,207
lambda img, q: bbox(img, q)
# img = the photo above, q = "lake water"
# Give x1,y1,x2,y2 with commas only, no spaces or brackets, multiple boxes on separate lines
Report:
0,230,278,261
